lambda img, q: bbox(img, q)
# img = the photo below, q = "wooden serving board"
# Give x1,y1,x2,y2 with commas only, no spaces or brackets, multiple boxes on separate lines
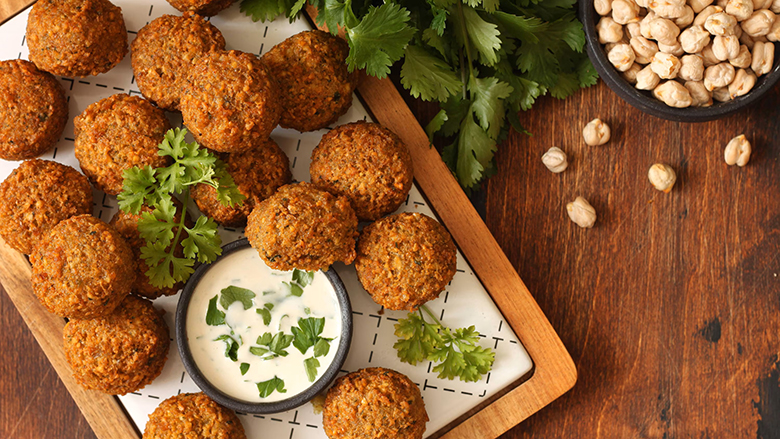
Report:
0,2,576,438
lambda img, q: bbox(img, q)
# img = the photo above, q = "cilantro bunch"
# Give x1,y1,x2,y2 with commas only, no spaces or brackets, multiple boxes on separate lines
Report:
240,0,597,190
394,305,495,382
118,128,246,288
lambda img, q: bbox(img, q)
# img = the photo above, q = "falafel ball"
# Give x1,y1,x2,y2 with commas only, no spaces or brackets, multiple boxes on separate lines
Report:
164,0,235,17
31,214,135,319
245,182,358,271
26,0,128,77
355,212,456,311
109,204,189,299
143,392,247,439
261,30,359,132
190,138,291,227
0,160,92,254
310,122,413,221
63,295,169,395
74,94,172,195
181,50,282,153
323,367,428,439
0,60,68,160
131,12,226,111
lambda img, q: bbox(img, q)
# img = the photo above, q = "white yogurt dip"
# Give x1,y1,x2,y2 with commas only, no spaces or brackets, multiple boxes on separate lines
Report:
186,247,342,402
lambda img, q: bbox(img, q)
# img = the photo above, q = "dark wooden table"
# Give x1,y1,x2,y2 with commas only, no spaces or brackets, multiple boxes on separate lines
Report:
2,74,780,437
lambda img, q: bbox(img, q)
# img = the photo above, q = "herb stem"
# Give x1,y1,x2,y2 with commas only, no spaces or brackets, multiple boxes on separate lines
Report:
168,190,189,262
455,1,475,81
420,304,442,326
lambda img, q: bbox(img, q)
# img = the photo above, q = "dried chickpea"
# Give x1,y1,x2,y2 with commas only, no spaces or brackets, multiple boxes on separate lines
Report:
725,0,754,21
701,44,722,65
680,25,712,52
637,0,651,7
542,147,568,173
739,30,757,47
712,86,734,100
729,44,753,66
754,0,774,9
608,44,637,71
712,35,741,59
751,40,775,74
704,62,736,89
648,163,677,192
685,80,714,106
773,0,780,13
675,6,696,27
595,0,613,16
767,17,780,40
650,17,683,44
598,17,625,44
741,9,777,36
694,6,725,26
650,0,687,18
651,52,682,78
659,41,686,55
724,134,751,166
631,36,660,63
690,0,715,13
626,22,643,39
705,12,739,35
653,80,694,107
636,65,663,88
641,11,659,38
680,54,706,80
623,63,643,83
583,118,611,146
566,197,597,229
613,0,641,24
728,68,757,96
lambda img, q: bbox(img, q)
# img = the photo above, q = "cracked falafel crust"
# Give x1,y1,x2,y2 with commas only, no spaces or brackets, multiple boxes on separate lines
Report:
143,392,247,439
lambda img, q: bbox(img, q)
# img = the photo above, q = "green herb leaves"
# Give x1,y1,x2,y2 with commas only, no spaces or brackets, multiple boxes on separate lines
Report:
118,128,245,288
344,3,416,78
206,295,226,326
285,269,314,297
214,334,240,362
256,302,274,325
220,286,256,310
257,376,287,398
250,331,294,359
304,357,320,382
394,305,495,382
291,317,330,355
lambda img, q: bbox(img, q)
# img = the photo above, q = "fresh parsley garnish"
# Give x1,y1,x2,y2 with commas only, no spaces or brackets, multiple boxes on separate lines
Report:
214,334,240,362
257,376,287,398
256,302,274,326
284,281,304,297
118,128,246,288
303,356,320,383
250,331,294,359
220,286,256,310
291,317,333,357
238,0,594,190
240,362,250,375
206,295,226,326
292,269,314,287
394,304,495,383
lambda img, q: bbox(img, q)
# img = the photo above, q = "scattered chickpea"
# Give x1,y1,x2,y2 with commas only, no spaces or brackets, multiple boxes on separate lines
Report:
755,0,774,9
705,12,739,35
651,52,683,78
773,0,780,13
728,68,757,96
701,44,722,65
595,0,613,16
712,35,741,59
641,11,659,38
623,63,643,83
648,163,678,192
637,65,663,88
751,40,776,74
712,86,734,101
566,197,597,229
650,0,688,19
724,134,751,166
659,40,686,55
613,0,641,24
742,9,777,36
725,0,754,21
685,80,715,105
767,18,780,41
653,80,694,106
676,6,697,26
694,5,725,26
650,17,683,44
680,54,706,80
631,36,660,63
690,0,716,13
703,62,736,89
729,44,753,67
626,22,644,39
680,25,712,52
583,118,611,146
598,17,625,44
609,44,638,71
542,147,569,173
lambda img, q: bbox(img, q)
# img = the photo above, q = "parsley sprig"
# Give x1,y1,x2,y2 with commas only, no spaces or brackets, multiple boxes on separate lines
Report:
239,0,596,190
118,128,245,288
394,304,495,383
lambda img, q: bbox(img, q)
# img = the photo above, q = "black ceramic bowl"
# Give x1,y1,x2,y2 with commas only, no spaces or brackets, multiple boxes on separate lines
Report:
580,1,780,122
176,238,353,414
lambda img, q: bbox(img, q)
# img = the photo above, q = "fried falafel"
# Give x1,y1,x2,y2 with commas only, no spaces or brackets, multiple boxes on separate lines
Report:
143,392,247,439
165,0,235,17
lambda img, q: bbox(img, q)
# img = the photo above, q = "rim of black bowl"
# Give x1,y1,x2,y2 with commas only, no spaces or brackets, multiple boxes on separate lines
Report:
579,1,780,123
176,238,353,414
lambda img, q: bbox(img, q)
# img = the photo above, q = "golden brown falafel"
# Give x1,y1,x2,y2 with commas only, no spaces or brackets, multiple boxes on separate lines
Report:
310,122,413,221
26,0,128,77
181,50,282,153
143,392,247,439
131,12,226,111
0,160,92,254
190,138,291,227
323,367,428,439
74,94,172,195
245,182,358,271
63,295,169,395
0,60,68,160
165,0,235,17
355,212,457,311
31,214,135,319
261,30,359,132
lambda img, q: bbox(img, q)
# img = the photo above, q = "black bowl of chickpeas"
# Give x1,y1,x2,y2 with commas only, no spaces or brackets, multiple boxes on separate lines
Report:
580,0,780,122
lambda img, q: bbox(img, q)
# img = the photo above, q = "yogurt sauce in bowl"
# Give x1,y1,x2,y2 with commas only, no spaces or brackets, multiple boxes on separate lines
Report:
177,238,352,413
